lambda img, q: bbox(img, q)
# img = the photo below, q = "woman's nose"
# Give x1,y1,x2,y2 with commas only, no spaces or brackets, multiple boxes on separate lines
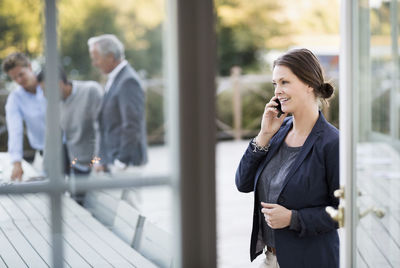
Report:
274,85,282,95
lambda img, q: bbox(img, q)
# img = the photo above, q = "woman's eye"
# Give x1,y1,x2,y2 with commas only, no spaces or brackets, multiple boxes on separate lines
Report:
272,82,277,87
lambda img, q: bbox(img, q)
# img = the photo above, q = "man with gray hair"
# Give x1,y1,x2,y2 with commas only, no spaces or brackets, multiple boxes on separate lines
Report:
88,34,148,172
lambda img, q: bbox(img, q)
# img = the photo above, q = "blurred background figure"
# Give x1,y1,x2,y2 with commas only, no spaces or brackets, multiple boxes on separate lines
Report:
38,68,102,204
2,52,46,181
88,34,148,173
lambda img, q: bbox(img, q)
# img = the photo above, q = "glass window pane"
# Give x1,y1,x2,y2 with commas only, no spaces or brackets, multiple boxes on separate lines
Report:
356,1,400,267
370,1,393,134
1,0,176,267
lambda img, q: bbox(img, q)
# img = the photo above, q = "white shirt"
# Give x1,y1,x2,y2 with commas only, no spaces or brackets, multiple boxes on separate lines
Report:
5,85,46,162
104,60,128,93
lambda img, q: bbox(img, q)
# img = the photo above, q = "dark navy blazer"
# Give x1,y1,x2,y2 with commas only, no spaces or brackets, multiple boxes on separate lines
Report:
236,112,339,268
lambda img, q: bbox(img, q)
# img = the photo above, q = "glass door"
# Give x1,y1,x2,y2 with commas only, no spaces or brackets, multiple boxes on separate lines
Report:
339,0,400,267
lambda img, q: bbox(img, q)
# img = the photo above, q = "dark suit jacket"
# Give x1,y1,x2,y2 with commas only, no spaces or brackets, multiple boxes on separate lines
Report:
236,112,339,268
98,63,148,166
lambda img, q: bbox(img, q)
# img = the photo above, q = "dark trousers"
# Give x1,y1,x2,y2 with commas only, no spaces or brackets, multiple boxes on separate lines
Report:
63,144,90,205
23,150,43,163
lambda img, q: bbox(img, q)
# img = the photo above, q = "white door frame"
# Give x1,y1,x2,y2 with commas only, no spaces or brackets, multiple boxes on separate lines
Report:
340,0,358,267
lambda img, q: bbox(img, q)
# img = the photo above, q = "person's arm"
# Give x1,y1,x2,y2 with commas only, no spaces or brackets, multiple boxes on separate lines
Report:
236,96,287,193
235,140,270,193
117,78,144,164
90,83,103,163
11,162,23,181
5,93,24,180
89,84,107,172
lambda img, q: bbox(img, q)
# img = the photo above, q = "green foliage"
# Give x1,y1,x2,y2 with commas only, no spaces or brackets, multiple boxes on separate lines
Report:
217,27,259,76
146,89,164,143
328,88,339,129
0,0,43,59
124,25,163,78
215,0,291,75
370,1,391,36
60,2,122,80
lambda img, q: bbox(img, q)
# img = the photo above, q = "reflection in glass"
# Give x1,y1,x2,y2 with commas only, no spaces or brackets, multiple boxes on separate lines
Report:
1,0,173,267
356,1,400,267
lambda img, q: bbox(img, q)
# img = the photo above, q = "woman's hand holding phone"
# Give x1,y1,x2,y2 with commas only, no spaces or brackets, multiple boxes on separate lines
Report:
256,97,287,146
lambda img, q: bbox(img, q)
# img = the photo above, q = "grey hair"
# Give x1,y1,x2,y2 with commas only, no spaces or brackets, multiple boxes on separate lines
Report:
88,34,125,60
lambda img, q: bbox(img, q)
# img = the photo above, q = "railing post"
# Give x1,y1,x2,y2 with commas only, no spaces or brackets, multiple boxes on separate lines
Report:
231,66,242,140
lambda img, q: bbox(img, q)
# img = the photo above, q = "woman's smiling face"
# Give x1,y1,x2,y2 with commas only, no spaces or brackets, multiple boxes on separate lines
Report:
272,65,315,114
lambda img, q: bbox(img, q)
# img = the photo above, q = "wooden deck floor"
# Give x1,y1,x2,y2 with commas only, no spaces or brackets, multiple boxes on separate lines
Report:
0,192,156,267
0,154,156,268
356,143,400,268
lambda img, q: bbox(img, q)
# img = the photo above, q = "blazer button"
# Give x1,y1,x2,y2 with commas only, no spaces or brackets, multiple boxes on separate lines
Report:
278,197,285,204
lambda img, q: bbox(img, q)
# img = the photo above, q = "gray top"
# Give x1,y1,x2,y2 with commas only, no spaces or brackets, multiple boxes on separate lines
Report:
60,81,102,166
257,141,301,248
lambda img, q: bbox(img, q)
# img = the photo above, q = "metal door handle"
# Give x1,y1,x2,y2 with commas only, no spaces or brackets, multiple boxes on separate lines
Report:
326,186,386,228
359,206,385,219
326,206,344,228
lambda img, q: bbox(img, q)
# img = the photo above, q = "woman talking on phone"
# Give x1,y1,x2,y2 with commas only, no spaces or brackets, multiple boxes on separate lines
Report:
235,48,339,268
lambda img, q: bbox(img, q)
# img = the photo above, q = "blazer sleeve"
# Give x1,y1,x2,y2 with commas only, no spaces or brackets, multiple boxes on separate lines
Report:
117,77,145,163
235,141,269,193
296,138,340,237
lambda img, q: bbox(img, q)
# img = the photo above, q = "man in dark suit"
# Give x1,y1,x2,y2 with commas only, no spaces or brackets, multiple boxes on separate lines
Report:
88,34,148,173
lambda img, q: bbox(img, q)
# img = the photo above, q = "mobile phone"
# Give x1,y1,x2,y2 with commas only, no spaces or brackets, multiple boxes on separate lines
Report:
275,99,284,118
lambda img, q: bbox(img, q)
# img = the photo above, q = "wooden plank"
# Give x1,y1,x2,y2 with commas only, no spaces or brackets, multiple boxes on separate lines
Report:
62,221,113,267
65,217,134,267
9,194,45,220
134,219,173,268
0,221,49,267
84,191,119,227
13,220,70,268
0,226,28,267
81,216,157,268
22,194,50,219
27,193,153,267
0,197,12,223
62,196,91,218
359,195,400,267
112,200,143,245
357,249,369,268
0,255,8,268
357,224,390,267
0,195,28,221
29,219,91,268
34,193,78,219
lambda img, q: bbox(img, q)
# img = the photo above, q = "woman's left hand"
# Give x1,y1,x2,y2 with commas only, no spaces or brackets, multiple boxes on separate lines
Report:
261,202,292,229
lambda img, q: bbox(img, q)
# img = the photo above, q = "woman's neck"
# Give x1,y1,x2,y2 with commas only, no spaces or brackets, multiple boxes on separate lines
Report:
291,106,319,137
285,105,319,147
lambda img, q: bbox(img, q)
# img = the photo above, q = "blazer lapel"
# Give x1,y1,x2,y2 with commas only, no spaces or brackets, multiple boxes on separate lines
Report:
277,112,325,197
98,65,128,119
107,65,128,97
